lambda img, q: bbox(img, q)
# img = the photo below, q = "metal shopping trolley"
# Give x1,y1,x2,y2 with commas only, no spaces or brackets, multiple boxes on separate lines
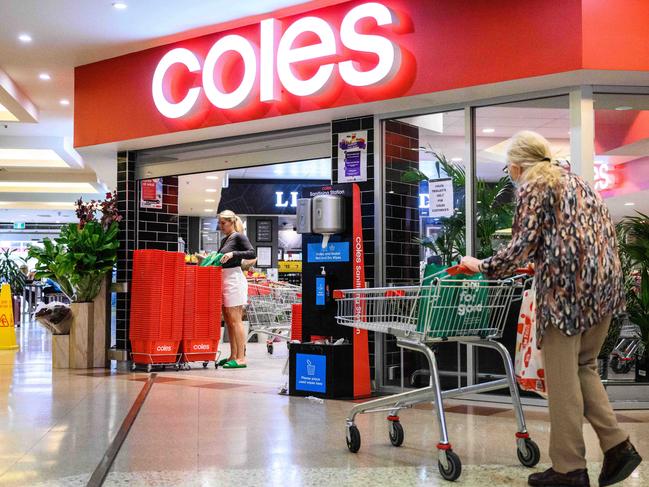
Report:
333,265,539,481
247,279,301,354
611,319,643,375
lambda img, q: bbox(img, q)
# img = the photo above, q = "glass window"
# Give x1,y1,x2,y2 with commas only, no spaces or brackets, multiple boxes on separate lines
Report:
474,96,570,384
383,110,466,388
594,93,649,384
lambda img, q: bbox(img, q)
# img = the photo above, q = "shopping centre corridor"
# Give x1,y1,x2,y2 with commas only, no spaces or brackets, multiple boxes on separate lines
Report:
1,323,648,486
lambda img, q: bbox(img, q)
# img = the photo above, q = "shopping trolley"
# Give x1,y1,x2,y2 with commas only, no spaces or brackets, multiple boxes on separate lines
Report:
247,279,301,354
611,320,643,375
333,265,539,481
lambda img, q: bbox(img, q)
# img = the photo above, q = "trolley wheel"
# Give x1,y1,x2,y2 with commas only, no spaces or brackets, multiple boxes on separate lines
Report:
517,438,541,467
202,361,208,368
388,421,404,447
611,356,632,374
346,425,361,453
146,364,152,373
438,449,462,481
267,343,274,355
130,363,136,372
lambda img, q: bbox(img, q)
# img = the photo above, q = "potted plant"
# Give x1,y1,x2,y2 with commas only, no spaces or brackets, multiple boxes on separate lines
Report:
28,192,121,368
0,248,26,325
617,212,649,382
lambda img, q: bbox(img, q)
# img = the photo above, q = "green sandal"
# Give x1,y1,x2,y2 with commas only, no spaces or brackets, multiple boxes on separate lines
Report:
222,360,247,369
217,358,230,367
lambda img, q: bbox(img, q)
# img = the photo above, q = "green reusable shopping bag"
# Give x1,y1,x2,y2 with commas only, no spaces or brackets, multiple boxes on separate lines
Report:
200,252,224,267
417,264,491,339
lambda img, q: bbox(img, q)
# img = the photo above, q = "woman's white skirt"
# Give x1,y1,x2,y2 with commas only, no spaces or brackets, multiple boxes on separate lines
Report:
222,267,248,308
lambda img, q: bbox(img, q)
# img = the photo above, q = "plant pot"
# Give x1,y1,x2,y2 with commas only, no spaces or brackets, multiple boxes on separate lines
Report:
12,295,20,326
52,334,70,369
70,302,94,369
91,275,110,368
597,357,609,380
635,348,649,383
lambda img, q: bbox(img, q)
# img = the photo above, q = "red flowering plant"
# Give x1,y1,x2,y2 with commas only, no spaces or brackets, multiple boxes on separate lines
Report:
28,191,122,302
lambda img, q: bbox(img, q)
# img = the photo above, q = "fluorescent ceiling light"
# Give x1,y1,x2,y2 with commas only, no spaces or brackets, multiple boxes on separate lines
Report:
0,102,18,122
482,128,495,134
0,182,98,193
39,73,51,81
205,188,217,193
204,209,215,212
624,202,635,206
204,199,216,203
0,201,75,210
18,34,32,43
0,148,69,168
450,157,462,162
205,175,219,180
59,99,70,106
112,2,127,9
615,106,633,111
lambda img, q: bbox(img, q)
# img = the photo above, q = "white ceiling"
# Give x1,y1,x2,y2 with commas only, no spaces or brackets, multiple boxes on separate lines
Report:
178,158,331,216
0,0,312,220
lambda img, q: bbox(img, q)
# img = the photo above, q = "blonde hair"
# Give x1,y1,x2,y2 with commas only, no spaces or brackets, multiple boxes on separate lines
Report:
219,210,244,233
507,130,564,187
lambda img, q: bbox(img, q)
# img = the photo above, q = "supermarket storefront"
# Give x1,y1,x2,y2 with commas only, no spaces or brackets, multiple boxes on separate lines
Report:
74,0,649,405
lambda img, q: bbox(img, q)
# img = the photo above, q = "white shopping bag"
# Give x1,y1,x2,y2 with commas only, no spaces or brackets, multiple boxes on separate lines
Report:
515,286,547,397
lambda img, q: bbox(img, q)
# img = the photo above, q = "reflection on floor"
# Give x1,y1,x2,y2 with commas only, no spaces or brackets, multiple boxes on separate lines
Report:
0,323,647,486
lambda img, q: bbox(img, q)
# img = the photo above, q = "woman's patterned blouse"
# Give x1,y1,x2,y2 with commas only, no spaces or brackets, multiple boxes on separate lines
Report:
481,171,625,345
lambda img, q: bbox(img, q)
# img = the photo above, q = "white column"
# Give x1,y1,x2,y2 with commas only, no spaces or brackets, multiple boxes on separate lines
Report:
570,86,595,183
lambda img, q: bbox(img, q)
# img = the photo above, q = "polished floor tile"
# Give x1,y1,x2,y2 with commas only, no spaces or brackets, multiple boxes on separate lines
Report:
1,323,648,486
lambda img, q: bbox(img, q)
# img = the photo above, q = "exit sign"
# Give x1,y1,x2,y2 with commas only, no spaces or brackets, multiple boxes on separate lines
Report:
13,222,25,230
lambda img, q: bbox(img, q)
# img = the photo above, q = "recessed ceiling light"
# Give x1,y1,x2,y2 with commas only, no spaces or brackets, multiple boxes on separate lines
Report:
204,198,216,203
59,99,70,106
55,220,61,223
615,106,633,111
482,128,495,134
112,2,127,9
450,157,463,162
18,34,32,43
205,188,217,193
205,175,219,180
204,209,214,212
39,73,51,81
624,202,636,206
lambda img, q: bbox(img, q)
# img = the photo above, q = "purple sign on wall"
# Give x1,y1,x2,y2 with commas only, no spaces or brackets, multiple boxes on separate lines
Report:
337,131,367,183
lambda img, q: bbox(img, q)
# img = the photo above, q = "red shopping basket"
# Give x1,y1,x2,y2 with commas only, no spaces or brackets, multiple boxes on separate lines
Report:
181,266,223,363
291,303,302,342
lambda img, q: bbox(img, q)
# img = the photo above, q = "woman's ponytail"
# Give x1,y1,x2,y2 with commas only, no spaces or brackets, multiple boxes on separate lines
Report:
507,130,564,187
234,216,244,233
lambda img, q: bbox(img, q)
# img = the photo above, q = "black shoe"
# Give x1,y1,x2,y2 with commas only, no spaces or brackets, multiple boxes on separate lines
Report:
599,439,642,486
528,468,590,486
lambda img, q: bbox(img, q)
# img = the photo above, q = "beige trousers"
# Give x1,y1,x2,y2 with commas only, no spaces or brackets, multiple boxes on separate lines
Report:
542,315,628,473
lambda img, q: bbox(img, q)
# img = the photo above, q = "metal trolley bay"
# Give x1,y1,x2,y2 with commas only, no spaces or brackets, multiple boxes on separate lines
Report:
333,265,540,481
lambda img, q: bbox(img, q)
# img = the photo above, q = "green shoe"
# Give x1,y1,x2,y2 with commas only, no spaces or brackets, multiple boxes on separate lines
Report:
222,360,247,369
217,358,230,367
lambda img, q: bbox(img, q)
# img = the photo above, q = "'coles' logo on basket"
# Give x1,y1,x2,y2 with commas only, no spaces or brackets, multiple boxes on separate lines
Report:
156,345,173,352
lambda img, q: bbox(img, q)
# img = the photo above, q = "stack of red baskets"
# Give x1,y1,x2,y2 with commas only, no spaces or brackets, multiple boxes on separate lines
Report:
130,250,185,365
291,303,302,342
181,266,223,364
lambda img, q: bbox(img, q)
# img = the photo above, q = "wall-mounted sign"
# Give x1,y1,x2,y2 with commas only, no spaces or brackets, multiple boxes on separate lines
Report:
275,191,299,208
594,160,616,191
337,131,368,183
428,178,454,218
295,353,326,393
219,180,329,215
152,3,401,119
307,242,350,263
255,219,273,242
256,246,273,267
140,178,163,209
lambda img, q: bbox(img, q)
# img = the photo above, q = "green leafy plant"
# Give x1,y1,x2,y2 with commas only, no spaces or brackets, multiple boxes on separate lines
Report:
28,193,120,303
402,151,515,264
617,212,649,351
0,248,26,296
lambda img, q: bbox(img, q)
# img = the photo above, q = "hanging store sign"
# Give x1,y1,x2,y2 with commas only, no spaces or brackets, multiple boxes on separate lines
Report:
337,131,368,183
428,178,454,218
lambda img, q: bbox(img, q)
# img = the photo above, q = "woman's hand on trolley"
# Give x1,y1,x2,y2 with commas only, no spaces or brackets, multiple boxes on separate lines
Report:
460,256,482,274
220,252,234,264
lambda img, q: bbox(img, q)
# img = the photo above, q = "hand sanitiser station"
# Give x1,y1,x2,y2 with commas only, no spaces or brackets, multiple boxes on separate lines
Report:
289,183,370,399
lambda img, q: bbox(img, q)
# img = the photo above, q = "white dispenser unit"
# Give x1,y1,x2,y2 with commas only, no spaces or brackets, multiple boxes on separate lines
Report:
311,194,345,248
296,198,312,234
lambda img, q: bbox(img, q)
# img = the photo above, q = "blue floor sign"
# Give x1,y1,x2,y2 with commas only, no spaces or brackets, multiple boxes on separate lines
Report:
295,353,326,393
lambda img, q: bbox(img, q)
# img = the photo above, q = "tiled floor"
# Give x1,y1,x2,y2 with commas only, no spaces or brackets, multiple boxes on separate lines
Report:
1,322,648,486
